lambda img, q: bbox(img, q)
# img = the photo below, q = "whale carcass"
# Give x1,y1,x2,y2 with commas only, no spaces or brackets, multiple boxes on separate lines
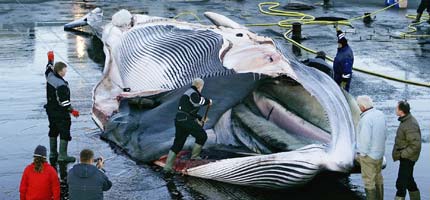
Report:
64,8,361,189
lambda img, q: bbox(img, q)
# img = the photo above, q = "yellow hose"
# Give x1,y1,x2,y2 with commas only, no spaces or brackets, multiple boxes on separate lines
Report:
173,3,430,87
283,31,430,87
255,2,352,27
400,13,430,38
250,2,430,88
346,2,399,22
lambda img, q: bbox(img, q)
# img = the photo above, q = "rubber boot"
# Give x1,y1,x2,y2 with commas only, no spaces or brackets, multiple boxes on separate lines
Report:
365,188,377,200
163,150,177,174
427,13,430,24
394,196,405,200
409,190,421,200
49,137,58,162
190,144,203,160
57,140,75,163
412,13,422,23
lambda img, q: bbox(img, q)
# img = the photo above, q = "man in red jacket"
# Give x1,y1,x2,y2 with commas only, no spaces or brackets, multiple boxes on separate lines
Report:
20,145,60,200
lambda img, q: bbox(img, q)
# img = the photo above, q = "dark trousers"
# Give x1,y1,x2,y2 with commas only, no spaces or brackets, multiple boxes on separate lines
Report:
395,159,419,197
334,76,351,92
170,118,207,154
47,111,72,141
417,0,430,14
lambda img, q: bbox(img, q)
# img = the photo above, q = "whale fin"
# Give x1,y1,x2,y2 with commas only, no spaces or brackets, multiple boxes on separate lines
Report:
204,12,244,29
64,7,103,30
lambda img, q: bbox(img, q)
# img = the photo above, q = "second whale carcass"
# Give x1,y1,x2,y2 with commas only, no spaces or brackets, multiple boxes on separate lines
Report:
65,8,361,189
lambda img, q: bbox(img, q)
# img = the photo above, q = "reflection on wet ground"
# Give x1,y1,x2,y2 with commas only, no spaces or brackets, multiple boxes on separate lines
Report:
0,0,429,199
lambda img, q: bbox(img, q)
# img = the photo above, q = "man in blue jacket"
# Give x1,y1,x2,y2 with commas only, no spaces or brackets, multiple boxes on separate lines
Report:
333,30,354,92
68,149,112,200
356,95,387,200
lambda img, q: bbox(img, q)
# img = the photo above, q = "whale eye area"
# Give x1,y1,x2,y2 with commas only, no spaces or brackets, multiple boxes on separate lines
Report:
236,33,243,37
265,55,274,63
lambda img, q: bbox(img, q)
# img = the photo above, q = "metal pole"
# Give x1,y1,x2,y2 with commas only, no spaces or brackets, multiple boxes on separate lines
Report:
292,22,302,56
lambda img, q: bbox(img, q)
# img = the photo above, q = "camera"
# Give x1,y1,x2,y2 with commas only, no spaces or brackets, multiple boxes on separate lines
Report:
93,157,103,163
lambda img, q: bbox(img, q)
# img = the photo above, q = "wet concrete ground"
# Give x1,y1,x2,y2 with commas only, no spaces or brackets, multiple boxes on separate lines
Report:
0,0,429,199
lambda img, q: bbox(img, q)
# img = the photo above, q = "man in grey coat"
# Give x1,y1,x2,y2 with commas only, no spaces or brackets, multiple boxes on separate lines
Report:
356,95,386,200
68,149,112,200
393,100,421,200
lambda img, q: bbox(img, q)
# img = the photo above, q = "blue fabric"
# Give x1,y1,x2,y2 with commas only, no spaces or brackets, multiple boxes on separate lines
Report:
333,44,354,91
68,164,112,200
356,108,387,160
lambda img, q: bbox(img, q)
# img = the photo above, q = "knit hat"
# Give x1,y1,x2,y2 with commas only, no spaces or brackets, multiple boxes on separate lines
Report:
34,145,47,158
337,30,348,46
316,51,326,60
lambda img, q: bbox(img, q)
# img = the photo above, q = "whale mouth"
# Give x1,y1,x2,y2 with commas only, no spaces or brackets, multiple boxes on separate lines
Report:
227,76,332,155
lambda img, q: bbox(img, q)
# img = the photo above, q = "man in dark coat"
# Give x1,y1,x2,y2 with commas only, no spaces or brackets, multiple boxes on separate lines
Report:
68,149,112,200
412,0,430,23
163,78,212,173
392,100,422,200
302,51,333,77
45,52,79,163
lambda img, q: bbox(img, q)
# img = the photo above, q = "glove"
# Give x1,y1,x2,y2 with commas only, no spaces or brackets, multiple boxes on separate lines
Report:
47,51,54,64
71,109,80,118
202,117,209,123
340,81,347,89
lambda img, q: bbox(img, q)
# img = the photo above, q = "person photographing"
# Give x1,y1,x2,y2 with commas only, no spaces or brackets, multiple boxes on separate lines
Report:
67,149,112,200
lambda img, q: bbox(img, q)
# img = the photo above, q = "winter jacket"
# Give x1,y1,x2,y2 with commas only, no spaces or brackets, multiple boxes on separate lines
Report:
356,108,387,160
68,163,112,200
45,66,72,119
302,57,333,77
176,86,210,121
19,162,60,200
392,114,422,162
333,44,354,84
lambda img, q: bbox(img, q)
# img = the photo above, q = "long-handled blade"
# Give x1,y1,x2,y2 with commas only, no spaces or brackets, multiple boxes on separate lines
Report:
201,104,211,127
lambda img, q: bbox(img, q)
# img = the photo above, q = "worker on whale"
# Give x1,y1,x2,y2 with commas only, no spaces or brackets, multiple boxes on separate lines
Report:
163,78,213,174
333,30,354,92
